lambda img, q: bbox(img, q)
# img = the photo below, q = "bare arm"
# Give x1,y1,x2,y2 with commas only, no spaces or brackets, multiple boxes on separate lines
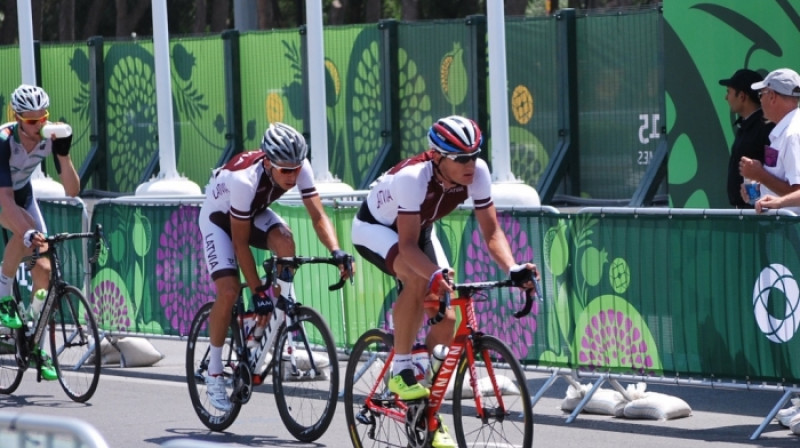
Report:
396,213,441,280
0,187,35,236
302,195,340,252
740,157,800,197
56,154,80,197
475,204,515,273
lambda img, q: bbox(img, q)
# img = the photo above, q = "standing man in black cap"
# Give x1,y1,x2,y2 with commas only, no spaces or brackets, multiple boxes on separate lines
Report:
719,69,774,208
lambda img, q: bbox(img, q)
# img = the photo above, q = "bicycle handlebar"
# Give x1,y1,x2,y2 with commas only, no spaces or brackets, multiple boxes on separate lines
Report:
427,276,542,325
262,255,354,291
26,224,107,268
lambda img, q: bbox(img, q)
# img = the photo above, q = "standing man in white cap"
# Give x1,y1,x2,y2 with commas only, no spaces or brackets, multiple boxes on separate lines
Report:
741,68,800,214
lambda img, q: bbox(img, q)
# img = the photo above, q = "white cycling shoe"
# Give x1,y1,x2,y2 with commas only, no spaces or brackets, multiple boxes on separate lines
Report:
205,375,232,412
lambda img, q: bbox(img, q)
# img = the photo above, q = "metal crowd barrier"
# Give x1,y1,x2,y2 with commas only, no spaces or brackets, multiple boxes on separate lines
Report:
0,412,109,448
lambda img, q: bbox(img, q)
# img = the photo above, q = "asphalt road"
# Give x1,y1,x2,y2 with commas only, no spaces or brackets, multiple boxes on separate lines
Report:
0,337,798,448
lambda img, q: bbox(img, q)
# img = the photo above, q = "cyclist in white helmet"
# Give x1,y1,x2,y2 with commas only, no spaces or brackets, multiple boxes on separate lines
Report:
351,115,539,448
198,122,353,412
0,84,79,381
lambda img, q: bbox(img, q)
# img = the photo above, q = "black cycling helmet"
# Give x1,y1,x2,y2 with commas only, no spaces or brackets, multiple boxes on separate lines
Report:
260,122,308,165
10,84,50,113
427,115,482,154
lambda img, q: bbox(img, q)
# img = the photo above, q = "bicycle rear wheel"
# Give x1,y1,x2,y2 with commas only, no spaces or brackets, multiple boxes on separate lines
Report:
185,301,243,431
344,328,408,448
452,334,533,448
49,285,102,402
273,305,339,442
0,326,23,394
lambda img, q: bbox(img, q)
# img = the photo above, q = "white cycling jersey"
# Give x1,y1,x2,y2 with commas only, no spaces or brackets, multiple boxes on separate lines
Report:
202,151,317,222
362,150,493,228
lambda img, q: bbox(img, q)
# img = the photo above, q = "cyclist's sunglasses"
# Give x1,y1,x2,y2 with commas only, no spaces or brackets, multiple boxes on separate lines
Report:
272,163,303,174
16,111,49,125
442,148,481,164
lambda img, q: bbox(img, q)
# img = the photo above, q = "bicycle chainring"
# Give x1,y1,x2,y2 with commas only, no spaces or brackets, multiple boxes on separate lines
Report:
404,400,430,448
232,361,253,404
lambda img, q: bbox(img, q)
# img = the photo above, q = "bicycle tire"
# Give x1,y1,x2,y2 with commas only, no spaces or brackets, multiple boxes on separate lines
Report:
452,334,533,448
0,325,23,394
272,305,339,441
344,328,408,448
185,301,243,431
49,285,102,402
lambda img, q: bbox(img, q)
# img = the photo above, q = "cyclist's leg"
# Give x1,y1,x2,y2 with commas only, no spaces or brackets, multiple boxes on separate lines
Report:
24,195,51,293
420,226,455,352
200,211,241,411
0,195,40,328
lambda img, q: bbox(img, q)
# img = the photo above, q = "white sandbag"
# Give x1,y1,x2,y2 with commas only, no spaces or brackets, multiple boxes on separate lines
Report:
777,398,800,427
116,337,164,367
623,392,692,420
561,383,591,412
86,337,122,365
560,383,627,416
788,411,800,434
281,349,331,370
584,388,626,417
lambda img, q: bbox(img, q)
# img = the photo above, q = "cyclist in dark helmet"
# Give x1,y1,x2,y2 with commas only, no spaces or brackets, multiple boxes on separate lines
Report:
198,122,353,412
351,115,539,448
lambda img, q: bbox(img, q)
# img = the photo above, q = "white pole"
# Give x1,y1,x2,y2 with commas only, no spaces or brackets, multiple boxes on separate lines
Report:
17,0,36,85
484,0,540,206
486,0,512,182
306,0,334,182
135,0,200,195
152,0,178,177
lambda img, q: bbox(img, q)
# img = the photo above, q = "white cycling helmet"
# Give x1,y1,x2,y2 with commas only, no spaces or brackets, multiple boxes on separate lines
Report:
10,84,50,113
260,122,308,165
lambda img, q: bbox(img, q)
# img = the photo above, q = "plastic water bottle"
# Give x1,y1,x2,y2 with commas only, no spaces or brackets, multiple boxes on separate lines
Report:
29,289,47,321
744,178,760,205
426,344,449,384
40,123,72,139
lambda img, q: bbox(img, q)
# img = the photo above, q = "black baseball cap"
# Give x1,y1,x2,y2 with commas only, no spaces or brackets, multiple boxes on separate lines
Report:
719,69,763,92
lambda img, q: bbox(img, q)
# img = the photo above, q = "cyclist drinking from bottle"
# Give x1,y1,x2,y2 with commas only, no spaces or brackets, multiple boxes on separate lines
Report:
351,115,539,448
0,85,79,381
199,122,352,412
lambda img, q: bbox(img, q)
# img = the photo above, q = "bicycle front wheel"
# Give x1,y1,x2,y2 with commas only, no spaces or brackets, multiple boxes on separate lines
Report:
344,328,407,448
273,305,339,442
185,301,242,431
49,285,102,402
452,334,533,448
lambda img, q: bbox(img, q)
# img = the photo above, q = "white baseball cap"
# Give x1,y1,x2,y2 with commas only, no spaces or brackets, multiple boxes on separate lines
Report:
751,68,800,97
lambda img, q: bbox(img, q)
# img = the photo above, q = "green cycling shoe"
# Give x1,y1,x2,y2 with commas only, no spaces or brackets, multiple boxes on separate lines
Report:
35,349,58,381
0,296,22,329
388,369,430,401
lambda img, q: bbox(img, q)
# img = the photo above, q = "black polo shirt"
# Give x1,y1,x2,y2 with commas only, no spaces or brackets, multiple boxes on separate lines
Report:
727,109,774,208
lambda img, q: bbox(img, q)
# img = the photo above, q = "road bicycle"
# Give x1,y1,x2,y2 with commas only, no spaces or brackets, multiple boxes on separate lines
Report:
186,254,353,441
0,224,106,403
344,278,537,448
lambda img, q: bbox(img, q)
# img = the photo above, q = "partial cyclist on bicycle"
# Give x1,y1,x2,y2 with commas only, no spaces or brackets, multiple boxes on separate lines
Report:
0,85,79,381
199,122,353,412
351,115,539,448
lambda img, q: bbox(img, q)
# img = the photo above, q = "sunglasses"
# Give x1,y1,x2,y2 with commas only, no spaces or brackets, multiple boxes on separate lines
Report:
758,89,771,99
272,163,303,174
442,149,481,164
16,111,49,125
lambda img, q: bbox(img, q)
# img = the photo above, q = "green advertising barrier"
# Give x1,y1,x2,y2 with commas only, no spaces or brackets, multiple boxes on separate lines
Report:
86,199,800,384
